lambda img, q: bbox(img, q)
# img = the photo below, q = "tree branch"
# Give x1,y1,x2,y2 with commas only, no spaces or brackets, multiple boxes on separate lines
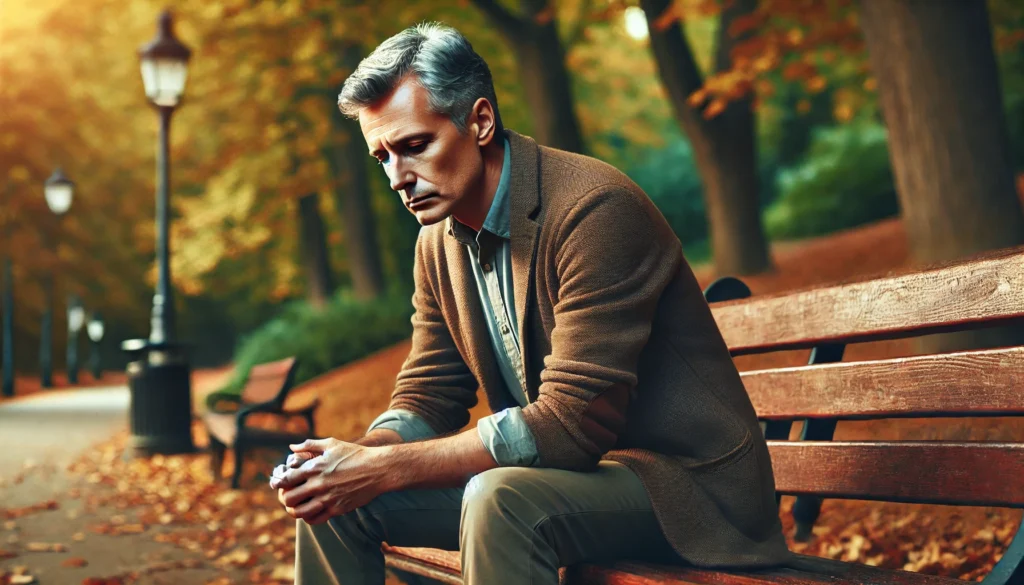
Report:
470,0,528,41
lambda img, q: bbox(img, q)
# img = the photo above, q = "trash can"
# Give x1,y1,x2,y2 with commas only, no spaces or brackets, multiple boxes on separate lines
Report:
121,339,195,458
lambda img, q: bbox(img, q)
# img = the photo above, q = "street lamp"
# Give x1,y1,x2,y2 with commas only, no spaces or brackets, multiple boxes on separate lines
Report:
87,312,105,381
40,168,74,388
66,298,85,384
122,9,194,457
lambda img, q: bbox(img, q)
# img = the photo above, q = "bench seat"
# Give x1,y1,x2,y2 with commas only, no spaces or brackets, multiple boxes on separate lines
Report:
385,546,966,585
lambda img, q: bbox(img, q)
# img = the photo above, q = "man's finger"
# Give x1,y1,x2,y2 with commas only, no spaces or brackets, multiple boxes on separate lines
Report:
287,451,316,468
282,480,322,509
305,507,334,525
290,438,331,454
271,464,318,490
292,497,325,520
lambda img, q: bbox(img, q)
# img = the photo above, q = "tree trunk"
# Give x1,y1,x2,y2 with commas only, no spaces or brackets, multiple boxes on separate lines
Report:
330,45,387,301
642,0,772,276
859,0,1024,352
471,0,586,153
296,192,335,308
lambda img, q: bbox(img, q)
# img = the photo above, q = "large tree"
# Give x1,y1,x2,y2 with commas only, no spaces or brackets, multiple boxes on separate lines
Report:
858,0,1024,351
470,0,586,153
641,0,772,276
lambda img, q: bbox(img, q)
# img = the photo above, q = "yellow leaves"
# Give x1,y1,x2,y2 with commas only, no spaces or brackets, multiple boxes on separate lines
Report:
833,102,853,123
703,98,727,119
863,77,878,92
806,75,827,93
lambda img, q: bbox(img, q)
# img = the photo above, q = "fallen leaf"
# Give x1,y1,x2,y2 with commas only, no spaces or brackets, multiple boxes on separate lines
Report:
270,563,295,580
62,557,89,567
72,532,86,542
0,548,16,559
10,574,37,584
25,541,67,552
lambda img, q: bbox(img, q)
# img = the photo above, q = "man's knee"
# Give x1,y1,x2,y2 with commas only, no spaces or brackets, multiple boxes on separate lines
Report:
461,467,547,537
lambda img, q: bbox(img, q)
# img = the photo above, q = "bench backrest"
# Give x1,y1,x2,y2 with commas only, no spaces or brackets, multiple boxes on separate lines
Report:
241,357,300,406
708,246,1024,509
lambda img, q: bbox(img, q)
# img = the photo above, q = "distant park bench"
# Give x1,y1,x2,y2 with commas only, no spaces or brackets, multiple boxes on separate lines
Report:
203,356,320,489
385,246,1024,585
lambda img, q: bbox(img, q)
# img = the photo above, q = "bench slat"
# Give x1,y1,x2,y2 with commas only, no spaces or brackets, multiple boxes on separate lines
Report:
567,555,962,585
770,441,1024,507
711,247,1024,355
745,346,1024,420
241,357,297,404
384,549,963,585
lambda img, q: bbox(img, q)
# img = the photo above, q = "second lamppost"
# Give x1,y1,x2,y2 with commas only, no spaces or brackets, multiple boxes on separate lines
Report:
122,9,194,456
41,168,74,388
88,312,105,381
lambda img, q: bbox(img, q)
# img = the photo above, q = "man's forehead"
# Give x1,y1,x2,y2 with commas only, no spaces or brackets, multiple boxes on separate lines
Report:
359,78,434,146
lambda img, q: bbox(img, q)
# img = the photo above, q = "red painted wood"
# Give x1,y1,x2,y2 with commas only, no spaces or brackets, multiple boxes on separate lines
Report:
241,357,296,403
383,550,964,585
710,247,1024,354
769,441,1024,506
743,346,1024,419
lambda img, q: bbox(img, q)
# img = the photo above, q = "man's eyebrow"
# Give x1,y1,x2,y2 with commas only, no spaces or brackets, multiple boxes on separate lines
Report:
368,132,432,157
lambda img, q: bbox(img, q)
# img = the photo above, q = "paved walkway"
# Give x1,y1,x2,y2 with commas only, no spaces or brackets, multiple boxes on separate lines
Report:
0,386,129,506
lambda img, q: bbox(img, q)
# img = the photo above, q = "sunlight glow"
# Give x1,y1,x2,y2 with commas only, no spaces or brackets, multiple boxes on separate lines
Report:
624,6,649,41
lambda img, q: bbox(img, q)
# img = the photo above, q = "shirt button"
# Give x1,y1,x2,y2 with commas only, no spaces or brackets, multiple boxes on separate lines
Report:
482,263,492,272
501,324,510,334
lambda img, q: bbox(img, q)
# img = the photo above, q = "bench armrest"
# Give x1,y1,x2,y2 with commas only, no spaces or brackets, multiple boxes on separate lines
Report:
236,398,320,436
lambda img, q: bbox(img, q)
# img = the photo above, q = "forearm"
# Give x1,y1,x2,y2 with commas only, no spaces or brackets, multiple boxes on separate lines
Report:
354,428,403,447
379,428,498,491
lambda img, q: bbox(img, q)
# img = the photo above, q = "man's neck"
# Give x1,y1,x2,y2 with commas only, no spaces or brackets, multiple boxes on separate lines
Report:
452,139,505,233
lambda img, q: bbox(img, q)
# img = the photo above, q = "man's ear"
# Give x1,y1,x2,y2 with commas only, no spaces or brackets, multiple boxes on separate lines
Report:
470,97,496,146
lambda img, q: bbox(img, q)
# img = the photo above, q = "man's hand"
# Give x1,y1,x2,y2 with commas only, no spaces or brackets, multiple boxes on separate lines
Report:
270,438,391,525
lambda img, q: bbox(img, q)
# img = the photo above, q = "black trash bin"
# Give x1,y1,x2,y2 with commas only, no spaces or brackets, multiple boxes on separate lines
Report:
122,339,195,458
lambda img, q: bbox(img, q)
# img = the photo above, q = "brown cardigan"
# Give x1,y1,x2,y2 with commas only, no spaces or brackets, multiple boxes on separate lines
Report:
388,130,791,568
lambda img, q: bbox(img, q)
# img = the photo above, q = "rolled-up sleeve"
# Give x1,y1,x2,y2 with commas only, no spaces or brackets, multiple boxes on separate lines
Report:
367,409,438,443
476,407,540,467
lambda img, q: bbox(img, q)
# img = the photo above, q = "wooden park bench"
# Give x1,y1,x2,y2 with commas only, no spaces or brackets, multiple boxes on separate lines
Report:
384,246,1024,585
203,356,320,488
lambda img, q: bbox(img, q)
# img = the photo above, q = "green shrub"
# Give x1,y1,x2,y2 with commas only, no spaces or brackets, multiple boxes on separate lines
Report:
624,134,779,248
207,287,413,408
765,122,900,240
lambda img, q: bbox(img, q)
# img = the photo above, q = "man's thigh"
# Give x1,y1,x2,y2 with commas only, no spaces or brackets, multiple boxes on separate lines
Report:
463,461,677,566
341,485,465,550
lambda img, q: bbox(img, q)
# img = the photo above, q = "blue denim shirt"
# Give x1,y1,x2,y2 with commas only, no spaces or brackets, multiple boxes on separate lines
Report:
367,138,540,467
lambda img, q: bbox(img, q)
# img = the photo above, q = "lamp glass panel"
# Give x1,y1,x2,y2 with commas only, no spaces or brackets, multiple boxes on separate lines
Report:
140,57,188,107
87,320,105,342
44,184,73,215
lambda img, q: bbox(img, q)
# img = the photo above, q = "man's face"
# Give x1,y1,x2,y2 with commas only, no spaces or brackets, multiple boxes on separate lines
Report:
359,76,486,226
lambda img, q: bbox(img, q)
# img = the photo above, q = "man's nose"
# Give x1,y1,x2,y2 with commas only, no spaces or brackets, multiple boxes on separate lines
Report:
388,163,414,194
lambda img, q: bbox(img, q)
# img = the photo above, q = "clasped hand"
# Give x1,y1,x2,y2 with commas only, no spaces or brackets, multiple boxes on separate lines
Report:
270,438,388,525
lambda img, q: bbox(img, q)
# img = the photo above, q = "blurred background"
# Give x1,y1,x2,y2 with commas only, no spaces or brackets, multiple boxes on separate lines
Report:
1,0,1023,393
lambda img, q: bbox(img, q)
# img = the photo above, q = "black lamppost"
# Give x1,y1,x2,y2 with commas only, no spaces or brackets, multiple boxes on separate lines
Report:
41,168,74,388
2,182,14,398
87,312,105,381
66,296,85,384
122,9,194,456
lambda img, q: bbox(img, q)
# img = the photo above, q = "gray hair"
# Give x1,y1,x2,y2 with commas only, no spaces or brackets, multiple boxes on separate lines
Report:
338,22,504,135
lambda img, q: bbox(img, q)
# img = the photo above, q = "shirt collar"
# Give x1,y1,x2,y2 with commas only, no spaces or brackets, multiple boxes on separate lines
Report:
448,137,512,245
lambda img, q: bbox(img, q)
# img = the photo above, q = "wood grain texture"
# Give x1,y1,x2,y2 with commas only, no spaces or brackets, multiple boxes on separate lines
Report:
242,357,296,403
769,441,1024,506
565,554,963,585
744,346,1024,419
710,248,1024,354
384,549,965,585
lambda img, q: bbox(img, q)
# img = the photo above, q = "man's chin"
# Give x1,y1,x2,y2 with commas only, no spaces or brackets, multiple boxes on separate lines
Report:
412,210,449,227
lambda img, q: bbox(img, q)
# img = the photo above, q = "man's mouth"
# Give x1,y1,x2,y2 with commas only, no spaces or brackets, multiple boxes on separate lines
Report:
407,194,437,209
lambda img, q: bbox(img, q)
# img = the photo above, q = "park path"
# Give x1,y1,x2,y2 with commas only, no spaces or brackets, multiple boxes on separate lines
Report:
0,387,230,584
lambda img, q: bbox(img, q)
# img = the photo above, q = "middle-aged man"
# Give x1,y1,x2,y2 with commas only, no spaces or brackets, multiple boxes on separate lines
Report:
270,22,790,585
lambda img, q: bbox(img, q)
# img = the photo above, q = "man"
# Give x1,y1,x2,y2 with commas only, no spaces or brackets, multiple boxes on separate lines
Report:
270,22,790,585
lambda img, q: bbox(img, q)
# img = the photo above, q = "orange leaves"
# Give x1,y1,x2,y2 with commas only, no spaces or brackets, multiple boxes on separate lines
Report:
1,501,58,521
61,557,89,568
651,1,684,32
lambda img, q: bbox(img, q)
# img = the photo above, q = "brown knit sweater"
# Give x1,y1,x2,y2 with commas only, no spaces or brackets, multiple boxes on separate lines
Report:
387,130,791,568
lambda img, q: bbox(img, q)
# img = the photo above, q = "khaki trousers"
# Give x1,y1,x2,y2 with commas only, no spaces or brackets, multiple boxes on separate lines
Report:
295,461,679,584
